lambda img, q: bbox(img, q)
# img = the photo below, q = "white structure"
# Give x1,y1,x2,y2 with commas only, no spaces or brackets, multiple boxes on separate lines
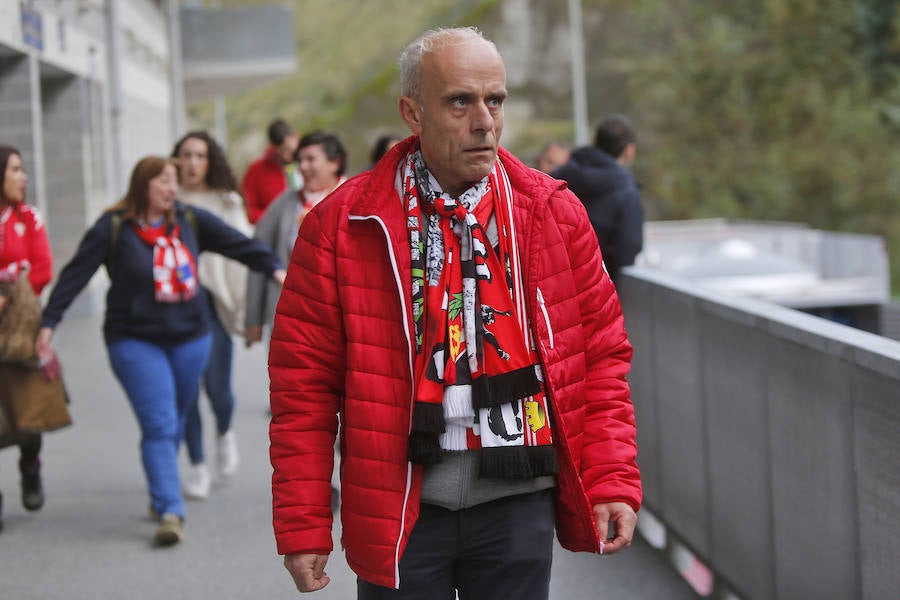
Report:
0,0,295,314
634,218,893,334
0,0,176,313
179,2,296,148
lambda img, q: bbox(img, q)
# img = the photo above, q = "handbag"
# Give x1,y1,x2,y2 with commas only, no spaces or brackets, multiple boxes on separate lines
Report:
0,362,72,438
0,267,42,365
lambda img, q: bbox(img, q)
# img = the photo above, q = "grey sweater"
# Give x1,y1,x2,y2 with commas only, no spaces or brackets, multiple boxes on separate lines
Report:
420,451,556,510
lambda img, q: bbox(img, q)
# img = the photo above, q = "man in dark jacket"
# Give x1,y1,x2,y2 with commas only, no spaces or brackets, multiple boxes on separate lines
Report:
552,115,643,282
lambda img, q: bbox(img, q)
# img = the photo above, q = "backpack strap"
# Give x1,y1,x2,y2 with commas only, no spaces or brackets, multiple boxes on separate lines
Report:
106,211,123,273
184,205,197,241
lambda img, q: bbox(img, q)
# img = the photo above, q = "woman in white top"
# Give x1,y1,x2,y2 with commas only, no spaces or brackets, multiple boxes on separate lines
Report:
245,131,347,347
171,131,251,498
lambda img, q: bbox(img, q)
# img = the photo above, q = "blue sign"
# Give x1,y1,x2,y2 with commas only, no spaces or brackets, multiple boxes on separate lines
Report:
20,2,44,51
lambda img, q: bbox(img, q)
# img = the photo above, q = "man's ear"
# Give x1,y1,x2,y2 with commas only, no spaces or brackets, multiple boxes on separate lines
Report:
618,142,636,168
399,96,423,135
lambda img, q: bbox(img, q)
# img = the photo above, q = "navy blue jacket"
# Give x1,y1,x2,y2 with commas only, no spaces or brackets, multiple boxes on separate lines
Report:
43,202,283,345
552,146,643,280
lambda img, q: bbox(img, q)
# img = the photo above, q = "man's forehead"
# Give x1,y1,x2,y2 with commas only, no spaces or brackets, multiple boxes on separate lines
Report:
425,37,502,67
423,42,506,88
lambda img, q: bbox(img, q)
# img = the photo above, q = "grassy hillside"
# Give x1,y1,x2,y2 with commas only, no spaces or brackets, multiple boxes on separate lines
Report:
188,0,501,175
187,0,900,292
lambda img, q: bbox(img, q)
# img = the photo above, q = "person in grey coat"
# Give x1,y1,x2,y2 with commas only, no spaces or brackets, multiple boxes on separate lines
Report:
244,131,347,347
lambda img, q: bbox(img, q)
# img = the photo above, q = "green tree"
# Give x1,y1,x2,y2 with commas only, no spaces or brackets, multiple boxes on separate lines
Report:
594,0,900,290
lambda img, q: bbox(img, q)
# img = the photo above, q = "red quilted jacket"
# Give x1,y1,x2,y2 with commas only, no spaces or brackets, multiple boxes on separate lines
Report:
0,202,52,294
269,138,641,589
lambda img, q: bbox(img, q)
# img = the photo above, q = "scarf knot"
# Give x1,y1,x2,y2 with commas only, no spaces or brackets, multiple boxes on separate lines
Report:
131,221,199,303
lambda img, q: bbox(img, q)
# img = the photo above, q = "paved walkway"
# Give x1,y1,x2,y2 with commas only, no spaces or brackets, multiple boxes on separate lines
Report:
0,314,698,599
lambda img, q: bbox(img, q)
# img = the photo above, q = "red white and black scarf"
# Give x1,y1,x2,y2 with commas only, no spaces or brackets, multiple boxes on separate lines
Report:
132,221,198,303
403,150,557,479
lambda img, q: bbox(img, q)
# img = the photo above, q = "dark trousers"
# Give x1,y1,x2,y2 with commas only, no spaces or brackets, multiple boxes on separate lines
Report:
357,489,555,600
19,433,41,463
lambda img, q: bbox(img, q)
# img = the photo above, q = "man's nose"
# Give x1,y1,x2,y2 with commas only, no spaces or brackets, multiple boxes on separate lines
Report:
471,101,495,132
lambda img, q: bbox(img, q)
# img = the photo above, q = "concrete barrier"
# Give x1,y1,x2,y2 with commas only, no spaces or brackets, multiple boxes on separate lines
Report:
617,268,900,599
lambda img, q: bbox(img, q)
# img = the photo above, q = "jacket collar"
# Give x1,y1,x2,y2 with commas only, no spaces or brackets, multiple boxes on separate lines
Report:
348,136,566,216
347,135,416,217
346,137,572,282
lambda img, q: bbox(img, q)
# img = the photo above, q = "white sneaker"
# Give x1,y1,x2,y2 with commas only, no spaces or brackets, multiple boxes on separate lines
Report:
183,463,211,499
217,430,239,478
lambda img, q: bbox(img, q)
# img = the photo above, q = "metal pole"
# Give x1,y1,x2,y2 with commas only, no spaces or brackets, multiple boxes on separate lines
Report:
27,53,47,218
214,94,228,149
567,0,590,146
105,0,126,197
167,0,186,139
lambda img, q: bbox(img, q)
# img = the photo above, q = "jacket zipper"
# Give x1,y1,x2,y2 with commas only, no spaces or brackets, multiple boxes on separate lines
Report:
536,287,554,349
348,213,413,590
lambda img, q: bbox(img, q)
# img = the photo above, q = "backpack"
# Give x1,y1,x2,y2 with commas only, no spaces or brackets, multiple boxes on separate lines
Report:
106,207,198,272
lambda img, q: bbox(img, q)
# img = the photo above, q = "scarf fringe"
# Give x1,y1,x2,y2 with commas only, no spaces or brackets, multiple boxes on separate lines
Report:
478,446,559,480
440,424,470,451
472,365,543,409
411,401,445,433
408,431,443,465
443,385,474,421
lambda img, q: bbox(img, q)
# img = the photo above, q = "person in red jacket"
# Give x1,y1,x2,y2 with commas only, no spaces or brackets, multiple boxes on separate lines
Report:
240,119,300,224
0,145,53,529
269,27,641,599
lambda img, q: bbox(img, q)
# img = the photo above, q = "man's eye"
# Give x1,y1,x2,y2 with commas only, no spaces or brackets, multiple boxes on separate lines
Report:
452,98,466,107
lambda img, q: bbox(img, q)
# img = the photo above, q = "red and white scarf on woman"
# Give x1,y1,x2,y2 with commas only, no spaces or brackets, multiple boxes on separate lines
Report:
403,150,557,479
131,221,198,303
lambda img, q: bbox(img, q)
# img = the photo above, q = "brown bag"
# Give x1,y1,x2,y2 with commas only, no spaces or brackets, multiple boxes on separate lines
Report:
0,363,72,436
0,384,15,445
0,269,42,365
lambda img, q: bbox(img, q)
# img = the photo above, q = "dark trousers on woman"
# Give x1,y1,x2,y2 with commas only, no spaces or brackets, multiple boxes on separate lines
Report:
357,489,555,600
184,300,235,464
19,433,41,462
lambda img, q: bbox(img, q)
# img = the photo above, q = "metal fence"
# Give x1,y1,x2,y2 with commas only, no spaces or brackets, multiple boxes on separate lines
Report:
617,267,900,600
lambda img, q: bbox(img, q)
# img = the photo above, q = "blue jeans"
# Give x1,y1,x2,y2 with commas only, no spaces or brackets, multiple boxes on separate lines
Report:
184,305,235,464
107,334,212,519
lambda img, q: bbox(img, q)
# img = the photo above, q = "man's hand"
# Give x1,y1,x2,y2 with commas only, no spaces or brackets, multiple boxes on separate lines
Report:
593,502,637,555
284,553,330,593
244,325,263,348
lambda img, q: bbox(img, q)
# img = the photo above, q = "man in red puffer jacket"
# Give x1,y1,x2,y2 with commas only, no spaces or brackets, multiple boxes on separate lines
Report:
270,27,641,599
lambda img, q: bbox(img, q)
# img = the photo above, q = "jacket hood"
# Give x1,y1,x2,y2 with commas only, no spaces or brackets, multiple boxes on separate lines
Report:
560,146,632,197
